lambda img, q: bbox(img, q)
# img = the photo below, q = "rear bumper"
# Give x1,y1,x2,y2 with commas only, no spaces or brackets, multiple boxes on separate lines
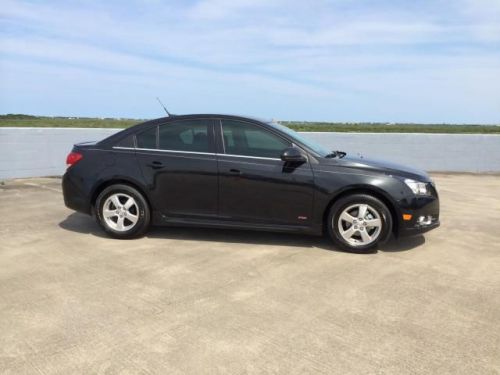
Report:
62,172,91,214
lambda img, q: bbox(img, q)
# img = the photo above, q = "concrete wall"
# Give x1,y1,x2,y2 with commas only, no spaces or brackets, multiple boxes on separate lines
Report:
0,128,118,179
1,127,499,179
305,132,500,173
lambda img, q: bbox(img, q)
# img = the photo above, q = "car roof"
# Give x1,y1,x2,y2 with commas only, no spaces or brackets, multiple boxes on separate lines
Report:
141,113,271,125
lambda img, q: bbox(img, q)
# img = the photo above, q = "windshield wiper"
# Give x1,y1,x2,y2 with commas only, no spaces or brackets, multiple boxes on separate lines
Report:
325,150,347,159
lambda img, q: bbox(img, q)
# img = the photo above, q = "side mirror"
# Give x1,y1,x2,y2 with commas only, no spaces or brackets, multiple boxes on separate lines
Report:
281,147,306,163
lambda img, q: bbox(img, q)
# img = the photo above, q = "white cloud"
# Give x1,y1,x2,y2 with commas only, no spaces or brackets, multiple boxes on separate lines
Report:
187,0,275,20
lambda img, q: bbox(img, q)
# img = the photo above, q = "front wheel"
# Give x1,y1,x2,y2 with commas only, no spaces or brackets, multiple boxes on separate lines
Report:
327,194,392,253
95,184,150,239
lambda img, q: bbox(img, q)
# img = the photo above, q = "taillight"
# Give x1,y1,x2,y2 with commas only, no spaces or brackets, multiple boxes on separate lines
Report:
66,152,83,167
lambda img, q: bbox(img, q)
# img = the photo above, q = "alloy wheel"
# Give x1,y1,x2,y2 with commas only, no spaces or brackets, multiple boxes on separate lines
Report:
102,193,139,232
336,203,382,247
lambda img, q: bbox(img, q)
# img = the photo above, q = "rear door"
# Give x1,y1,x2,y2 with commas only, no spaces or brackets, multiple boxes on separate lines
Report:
135,119,218,220
216,119,315,226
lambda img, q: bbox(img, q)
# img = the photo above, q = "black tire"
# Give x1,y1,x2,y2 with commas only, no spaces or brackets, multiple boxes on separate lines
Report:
327,194,392,253
95,184,150,239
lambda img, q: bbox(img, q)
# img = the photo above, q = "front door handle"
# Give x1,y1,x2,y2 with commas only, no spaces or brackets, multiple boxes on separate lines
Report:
148,161,164,169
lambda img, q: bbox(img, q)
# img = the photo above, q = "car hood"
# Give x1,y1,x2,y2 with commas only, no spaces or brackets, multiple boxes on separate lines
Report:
322,155,431,182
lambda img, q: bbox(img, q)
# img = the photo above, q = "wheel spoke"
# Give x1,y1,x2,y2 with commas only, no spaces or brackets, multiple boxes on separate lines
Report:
357,204,368,219
365,218,382,228
124,197,135,209
359,229,371,243
116,216,125,231
126,213,138,224
103,209,117,219
340,211,356,224
111,195,121,208
341,226,356,239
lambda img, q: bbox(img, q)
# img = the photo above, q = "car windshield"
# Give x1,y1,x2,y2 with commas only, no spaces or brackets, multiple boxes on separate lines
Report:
267,121,331,157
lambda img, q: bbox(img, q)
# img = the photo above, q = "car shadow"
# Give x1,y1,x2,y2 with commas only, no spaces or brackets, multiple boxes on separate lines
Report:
59,212,424,253
379,235,425,252
59,212,108,238
145,226,336,251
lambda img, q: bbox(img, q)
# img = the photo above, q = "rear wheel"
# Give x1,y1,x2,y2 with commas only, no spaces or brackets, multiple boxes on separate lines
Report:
95,184,150,239
327,194,392,253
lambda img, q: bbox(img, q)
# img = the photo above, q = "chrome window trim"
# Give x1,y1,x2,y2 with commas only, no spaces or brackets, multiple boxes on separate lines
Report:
220,153,281,161
113,146,215,156
136,147,216,156
112,146,281,161
113,146,136,150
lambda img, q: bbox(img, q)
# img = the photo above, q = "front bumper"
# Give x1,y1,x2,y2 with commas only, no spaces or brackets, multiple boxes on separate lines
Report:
397,188,440,237
400,219,440,236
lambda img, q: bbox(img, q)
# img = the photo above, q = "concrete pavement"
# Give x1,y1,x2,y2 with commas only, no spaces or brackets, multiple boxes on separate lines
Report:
0,174,499,374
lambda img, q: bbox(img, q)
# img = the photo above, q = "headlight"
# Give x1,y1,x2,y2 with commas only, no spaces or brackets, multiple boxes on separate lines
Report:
404,179,430,195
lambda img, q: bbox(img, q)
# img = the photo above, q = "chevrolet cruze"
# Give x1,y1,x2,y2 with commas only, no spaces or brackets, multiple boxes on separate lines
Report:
62,114,440,253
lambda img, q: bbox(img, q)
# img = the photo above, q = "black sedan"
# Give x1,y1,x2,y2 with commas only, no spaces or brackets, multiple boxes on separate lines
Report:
62,114,439,252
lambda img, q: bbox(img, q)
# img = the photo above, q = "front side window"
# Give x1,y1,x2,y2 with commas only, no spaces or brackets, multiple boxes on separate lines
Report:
267,121,331,157
159,120,211,152
221,120,290,158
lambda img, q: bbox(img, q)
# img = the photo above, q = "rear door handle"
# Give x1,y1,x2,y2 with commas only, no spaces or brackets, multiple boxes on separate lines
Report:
148,161,164,169
229,168,242,175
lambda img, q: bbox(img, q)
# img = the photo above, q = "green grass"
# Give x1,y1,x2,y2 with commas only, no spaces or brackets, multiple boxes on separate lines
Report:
282,121,500,134
0,114,141,129
1,114,499,134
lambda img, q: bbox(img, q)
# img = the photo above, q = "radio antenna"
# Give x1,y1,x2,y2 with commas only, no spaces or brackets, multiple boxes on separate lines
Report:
156,97,172,117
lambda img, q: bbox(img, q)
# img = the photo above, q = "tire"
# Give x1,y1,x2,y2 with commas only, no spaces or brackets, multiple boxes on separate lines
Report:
95,184,150,239
327,194,392,253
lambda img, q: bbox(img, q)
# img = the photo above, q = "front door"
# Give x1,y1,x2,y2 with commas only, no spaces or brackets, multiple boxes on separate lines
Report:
217,119,315,226
135,119,218,219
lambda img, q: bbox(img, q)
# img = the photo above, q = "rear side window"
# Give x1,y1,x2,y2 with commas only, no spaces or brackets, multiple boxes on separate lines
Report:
221,120,290,158
115,134,135,148
136,126,157,149
159,120,211,152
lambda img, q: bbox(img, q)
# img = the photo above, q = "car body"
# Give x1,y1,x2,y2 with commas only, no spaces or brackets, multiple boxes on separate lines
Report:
62,114,439,252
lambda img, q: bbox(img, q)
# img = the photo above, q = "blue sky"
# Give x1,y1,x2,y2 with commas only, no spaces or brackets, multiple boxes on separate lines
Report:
1,0,499,123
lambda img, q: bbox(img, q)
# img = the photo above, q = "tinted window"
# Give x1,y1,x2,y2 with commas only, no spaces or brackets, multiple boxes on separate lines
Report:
222,120,290,158
136,126,157,149
268,121,330,157
159,120,210,152
115,134,135,148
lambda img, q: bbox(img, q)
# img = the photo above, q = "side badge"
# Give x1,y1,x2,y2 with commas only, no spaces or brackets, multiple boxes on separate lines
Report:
297,216,308,220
